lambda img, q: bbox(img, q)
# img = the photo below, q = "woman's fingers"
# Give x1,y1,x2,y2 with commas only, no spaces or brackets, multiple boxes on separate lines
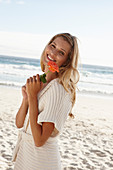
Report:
22,85,26,93
27,75,40,84
27,78,29,83
36,74,40,81
27,77,33,83
30,77,33,82
26,74,41,95
33,76,36,82
22,85,26,89
36,74,40,83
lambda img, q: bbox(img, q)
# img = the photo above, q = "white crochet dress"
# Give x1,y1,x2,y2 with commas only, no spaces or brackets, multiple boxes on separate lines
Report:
14,78,72,170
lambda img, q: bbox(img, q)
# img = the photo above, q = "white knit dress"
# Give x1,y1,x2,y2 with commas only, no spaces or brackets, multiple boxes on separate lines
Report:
14,78,72,170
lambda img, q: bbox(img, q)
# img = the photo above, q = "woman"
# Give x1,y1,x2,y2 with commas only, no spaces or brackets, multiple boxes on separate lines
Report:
13,33,80,170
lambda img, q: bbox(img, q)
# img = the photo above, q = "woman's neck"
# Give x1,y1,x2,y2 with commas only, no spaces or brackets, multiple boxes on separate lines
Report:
46,72,58,83
44,67,58,83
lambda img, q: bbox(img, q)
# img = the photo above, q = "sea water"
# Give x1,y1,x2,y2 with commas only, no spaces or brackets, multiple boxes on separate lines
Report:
0,55,113,96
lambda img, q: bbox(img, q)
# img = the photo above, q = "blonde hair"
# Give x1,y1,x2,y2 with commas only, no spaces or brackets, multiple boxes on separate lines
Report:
40,33,80,118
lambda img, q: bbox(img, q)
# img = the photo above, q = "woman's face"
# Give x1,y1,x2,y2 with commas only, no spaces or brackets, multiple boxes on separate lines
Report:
42,37,71,68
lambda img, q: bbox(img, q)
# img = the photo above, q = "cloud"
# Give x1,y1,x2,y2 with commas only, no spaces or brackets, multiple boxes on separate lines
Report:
0,0,25,4
0,0,11,3
5,0,11,3
16,0,25,5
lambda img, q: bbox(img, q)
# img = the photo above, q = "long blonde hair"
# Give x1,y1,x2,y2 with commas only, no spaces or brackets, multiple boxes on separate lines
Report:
40,33,80,118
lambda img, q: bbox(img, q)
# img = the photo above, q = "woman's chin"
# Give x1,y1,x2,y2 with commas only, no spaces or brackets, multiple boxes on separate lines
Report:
43,56,49,64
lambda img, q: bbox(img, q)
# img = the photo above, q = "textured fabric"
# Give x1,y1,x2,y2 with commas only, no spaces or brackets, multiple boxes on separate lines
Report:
38,78,72,133
14,78,72,170
14,131,61,170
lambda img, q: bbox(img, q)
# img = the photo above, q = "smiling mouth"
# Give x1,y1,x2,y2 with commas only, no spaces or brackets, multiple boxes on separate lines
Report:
47,54,56,62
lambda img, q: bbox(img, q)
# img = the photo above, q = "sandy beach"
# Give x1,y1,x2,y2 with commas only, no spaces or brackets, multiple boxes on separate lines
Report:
0,86,113,170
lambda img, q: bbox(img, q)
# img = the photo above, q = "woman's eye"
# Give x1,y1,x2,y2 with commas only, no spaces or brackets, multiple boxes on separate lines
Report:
59,51,64,55
51,44,55,48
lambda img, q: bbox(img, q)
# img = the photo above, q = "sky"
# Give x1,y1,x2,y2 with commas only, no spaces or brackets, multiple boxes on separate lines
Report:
0,0,113,67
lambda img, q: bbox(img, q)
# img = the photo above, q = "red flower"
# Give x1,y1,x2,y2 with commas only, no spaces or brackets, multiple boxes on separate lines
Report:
40,61,59,83
47,61,59,73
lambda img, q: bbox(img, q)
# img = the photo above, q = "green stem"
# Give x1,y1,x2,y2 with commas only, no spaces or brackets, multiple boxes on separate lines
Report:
39,70,50,83
46,70,50,74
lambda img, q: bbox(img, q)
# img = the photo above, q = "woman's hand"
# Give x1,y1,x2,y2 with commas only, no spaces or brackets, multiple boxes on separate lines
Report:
22,85,28,100
26,74,42,98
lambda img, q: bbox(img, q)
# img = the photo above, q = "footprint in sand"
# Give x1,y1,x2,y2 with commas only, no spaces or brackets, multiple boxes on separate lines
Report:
0,135,3,139
63,167,77,170
1,153,12,161
105,162,113,168
90,149,107,157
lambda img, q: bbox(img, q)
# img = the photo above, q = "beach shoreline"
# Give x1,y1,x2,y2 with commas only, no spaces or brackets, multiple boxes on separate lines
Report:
1,83,113,99
0,86,113,170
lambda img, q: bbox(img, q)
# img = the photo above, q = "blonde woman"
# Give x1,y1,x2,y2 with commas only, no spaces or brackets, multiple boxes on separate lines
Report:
13,33,80,170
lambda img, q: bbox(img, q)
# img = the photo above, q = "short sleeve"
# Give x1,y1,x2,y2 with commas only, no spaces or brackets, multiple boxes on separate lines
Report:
37,81,72,132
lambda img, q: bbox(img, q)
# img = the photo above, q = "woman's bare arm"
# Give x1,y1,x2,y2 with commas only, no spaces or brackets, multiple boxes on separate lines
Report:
16,99,28,128
15,85,29,128
28,95,54,147
26,75,54,147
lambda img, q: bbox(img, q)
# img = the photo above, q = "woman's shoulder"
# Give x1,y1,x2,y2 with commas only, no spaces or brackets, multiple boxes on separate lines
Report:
51,78,65,92
51,78,71,99
38,78,71,100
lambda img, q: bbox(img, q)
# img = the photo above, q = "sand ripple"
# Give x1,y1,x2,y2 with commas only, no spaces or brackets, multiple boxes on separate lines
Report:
59,118,113,170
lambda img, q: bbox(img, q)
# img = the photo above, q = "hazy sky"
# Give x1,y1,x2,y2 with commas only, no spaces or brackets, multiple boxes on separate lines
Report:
0,0,113,66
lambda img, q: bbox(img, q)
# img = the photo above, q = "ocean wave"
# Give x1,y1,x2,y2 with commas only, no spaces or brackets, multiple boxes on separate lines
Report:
0,55,40,67
78,84,113,96
0,63,39,71
0,80,113,96
0,64,42,77
79,80,113,86
0,55,113,97
0,82,22,88
77,89,113,97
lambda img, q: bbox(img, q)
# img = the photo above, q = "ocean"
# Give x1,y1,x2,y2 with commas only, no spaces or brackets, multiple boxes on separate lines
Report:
0,55,113,97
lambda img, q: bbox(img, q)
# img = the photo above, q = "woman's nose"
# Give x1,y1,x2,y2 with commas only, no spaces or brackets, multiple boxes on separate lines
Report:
51,48,58,57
